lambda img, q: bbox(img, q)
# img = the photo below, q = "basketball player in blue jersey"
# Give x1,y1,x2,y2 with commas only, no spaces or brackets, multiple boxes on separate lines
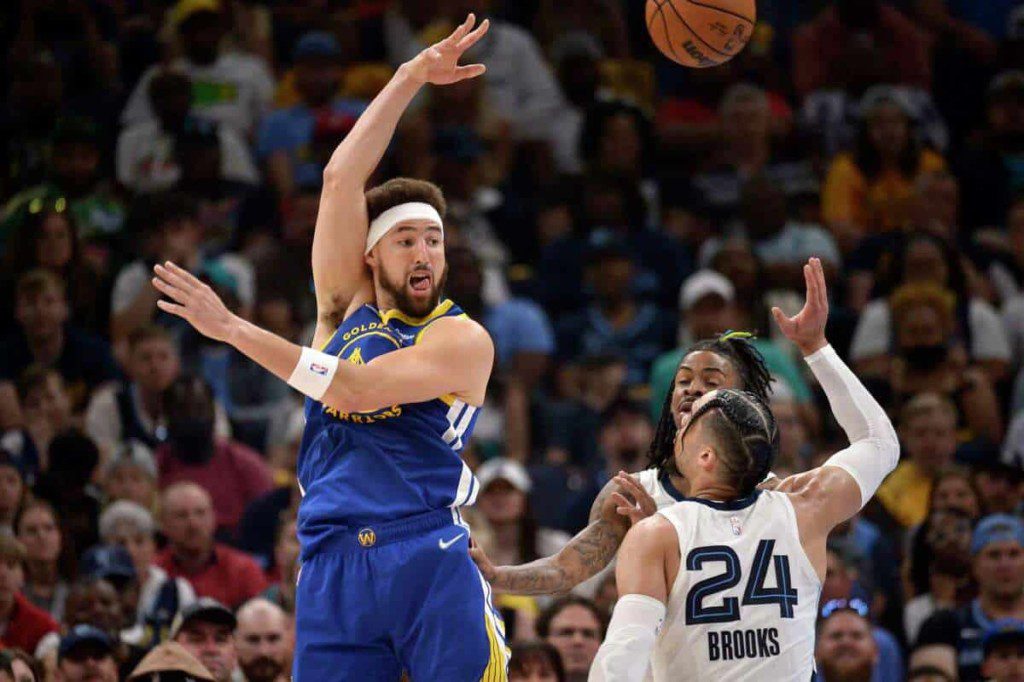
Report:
150,15,511,681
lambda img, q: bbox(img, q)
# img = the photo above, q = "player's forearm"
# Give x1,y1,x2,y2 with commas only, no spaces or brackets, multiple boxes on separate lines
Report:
806,345,899,505
493,520,622,595
226,316,304,385
321,65,423,187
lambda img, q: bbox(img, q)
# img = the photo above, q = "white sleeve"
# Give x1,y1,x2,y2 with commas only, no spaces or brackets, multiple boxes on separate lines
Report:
589,594,665,682
805,344,899,507
970,300,1012,361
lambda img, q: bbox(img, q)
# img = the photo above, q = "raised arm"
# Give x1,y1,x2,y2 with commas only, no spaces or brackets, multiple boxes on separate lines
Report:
310,14,489,348
771,259,899,540
152,262,492,408
590,516,674,682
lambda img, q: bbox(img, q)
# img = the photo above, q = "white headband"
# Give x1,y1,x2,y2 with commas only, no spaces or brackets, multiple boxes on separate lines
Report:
365,202,444,254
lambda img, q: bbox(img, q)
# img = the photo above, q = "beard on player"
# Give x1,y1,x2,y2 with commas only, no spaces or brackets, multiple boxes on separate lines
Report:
377,259,450,318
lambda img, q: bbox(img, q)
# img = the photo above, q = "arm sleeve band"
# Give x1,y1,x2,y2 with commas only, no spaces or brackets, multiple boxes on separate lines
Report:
589,594,666,682
804,344,900,507
287,347,340,401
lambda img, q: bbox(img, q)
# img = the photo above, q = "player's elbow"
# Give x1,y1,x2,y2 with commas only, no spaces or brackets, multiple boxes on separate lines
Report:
875,419,900,472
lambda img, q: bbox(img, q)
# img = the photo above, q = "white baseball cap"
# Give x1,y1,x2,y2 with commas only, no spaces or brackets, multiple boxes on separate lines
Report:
475,458,532,494
679,270,735,311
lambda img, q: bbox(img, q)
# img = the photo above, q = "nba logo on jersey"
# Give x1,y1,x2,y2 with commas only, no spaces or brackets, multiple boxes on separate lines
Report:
730,516,742,535
357,528,376,547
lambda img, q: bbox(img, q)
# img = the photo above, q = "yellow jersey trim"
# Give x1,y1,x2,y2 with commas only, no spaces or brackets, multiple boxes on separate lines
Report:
379,298,454,326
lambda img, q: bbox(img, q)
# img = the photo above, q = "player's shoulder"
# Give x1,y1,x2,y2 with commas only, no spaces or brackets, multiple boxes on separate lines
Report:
626,513,679,553
421,313,492,349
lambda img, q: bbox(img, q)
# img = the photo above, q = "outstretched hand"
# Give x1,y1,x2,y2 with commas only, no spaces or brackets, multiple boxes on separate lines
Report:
152,262,238,344
404,13,490,85
610,472,658,526
771,257,829,356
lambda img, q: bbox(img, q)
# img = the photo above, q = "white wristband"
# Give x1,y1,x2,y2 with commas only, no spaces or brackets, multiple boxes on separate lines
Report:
287,347,339,401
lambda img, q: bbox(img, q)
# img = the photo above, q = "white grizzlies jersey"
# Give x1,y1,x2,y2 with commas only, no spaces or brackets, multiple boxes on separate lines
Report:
634,468,685,511
651,491,821,682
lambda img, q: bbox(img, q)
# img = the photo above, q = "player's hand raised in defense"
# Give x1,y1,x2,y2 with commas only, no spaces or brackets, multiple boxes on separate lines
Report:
404,13,489,85
610,472,658,526
771,257,829,356
152,262,238,344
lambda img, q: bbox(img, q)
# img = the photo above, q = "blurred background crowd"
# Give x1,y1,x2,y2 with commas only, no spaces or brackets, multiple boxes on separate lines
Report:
4,0,1024,680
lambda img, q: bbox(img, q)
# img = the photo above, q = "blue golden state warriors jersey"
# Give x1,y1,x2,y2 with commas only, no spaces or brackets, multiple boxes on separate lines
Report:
296,299,482,557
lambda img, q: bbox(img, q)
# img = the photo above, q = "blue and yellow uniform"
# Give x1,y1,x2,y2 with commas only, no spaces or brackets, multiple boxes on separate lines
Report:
293,299,509,681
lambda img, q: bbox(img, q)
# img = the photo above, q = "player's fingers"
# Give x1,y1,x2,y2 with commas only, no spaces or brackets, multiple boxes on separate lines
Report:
453,64,486,80
614,473,650,503
156,300,187,317
151,275,188,303
814,258,828,310
163,261,205,292
610,492,635,512
457,18,489,51
771,306,790,329
447,13,473,44
153,263,196,293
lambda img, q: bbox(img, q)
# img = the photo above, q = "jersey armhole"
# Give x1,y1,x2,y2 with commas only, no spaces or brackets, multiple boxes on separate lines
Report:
656,506,693,605
776,493,822,589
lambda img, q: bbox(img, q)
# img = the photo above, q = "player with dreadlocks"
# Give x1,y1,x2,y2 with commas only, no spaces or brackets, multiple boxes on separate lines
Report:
471,330,777,597
591,257,899,681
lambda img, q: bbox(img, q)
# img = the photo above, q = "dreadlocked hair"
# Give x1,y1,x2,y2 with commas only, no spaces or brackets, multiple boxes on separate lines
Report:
646,331,773,474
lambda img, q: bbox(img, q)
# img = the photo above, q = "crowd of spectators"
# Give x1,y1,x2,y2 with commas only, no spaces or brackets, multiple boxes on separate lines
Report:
4,0,1024,680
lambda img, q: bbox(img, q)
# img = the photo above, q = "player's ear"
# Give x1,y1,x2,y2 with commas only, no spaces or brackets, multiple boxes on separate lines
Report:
698,446,716,471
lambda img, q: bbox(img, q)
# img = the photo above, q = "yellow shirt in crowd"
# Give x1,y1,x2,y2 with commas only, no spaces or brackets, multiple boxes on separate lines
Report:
875,460,933,528
822,149,946,234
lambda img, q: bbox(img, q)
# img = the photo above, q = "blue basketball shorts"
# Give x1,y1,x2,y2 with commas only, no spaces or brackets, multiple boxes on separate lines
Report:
293,509,509,681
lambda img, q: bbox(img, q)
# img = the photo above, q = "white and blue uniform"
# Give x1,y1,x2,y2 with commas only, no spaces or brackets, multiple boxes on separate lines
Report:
294,299,508,681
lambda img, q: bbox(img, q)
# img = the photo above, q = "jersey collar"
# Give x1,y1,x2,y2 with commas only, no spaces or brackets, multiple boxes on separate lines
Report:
377,298,454,326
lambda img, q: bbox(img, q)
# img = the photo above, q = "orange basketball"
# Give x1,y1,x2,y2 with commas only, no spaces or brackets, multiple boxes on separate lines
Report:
645,0,756,68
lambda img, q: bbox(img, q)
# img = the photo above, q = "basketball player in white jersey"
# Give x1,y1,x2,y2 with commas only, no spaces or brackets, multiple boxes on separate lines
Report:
589,257,900,681
471,332,776,594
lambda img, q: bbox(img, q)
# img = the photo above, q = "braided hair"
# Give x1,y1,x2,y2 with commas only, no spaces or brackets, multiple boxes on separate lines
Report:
646,331,773,475
684,389,779,496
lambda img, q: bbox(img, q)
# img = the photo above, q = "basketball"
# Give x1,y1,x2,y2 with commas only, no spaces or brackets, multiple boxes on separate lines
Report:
645,0,756,68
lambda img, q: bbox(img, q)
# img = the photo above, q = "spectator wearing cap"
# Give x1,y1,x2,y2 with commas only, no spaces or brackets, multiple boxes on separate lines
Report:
128,640,214,681
257,31,367,199
117,68,259,194
0,535,58,654
234,598,291,682
100,500,196,638
0,450,25,535
0,271,118,413
171,598,238,682
981,619,1024,682
917,514,1024,681
158,483,267,609
647,270,812,424
472,458,570,639
121,0,274,137
960,71,1024,232
0,116,126,247
813,599,879,682
157,376,272,537
55,625,118,682
86,325,231,459
554,236,673,386
823,91,947,248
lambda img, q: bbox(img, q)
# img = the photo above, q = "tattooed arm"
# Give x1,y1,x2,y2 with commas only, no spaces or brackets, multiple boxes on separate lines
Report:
470,477,640,595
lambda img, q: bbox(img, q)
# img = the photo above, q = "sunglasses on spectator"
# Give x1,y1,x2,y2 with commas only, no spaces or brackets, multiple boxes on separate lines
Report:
820,598,869,620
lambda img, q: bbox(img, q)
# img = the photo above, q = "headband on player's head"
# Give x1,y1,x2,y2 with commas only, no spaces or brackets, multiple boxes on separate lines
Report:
365,202,444,254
